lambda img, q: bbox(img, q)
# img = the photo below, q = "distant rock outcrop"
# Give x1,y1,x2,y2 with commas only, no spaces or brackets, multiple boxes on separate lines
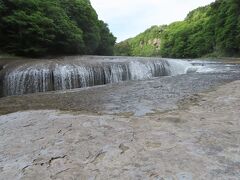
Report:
114,25,166,57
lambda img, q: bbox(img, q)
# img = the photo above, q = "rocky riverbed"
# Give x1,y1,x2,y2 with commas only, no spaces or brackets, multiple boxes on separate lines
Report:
0,71,240,116
0,57,240,179
0,79,240,180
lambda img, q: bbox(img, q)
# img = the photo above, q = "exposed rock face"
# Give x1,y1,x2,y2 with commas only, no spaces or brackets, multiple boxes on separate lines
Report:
147,38,161,48
140,38,161,50
0,81,240,179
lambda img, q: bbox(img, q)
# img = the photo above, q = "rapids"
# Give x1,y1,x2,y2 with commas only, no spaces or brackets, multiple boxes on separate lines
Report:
0,56,207,96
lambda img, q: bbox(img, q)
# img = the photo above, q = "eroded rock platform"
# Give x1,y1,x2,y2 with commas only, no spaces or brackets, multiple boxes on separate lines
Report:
0,81,239,179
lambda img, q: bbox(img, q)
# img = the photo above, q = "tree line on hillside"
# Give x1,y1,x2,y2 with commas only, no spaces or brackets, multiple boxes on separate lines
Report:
115,0,240,58
0,0,116,57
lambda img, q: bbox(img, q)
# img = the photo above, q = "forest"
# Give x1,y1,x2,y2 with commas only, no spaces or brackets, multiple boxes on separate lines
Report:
0,0,116,57
115,0,240,58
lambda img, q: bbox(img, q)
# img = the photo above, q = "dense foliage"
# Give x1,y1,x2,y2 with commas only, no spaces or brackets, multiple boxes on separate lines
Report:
0,0,116,57
115,0,240,58
161,0,240,58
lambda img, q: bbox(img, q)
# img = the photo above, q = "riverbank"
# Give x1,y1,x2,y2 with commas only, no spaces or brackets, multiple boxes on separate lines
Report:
0,80,239,179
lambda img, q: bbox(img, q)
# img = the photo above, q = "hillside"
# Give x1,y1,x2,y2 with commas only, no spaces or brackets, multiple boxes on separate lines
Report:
114,25,166,57
0,0,116,57
115,0,240,58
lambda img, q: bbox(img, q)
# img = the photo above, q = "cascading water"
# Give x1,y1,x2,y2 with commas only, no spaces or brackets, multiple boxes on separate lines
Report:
2,56,193,96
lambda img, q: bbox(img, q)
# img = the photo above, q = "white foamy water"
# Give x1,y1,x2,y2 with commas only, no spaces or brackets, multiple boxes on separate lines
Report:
2,56,205,96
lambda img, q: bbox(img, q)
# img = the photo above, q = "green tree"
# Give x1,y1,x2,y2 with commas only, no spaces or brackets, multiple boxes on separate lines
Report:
60,0,101,54
0,0,116,57
114,41,132,56
161,0,240,58
95,21,116,55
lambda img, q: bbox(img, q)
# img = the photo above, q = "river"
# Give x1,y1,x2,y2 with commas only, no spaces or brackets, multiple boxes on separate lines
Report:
1,56,239,97
0,56,240,115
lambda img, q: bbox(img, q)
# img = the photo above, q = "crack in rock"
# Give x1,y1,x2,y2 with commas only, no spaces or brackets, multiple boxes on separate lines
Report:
84,150,106,164
22,155,67,172
22,123,35,128
50,168,71,179
48,155,67,167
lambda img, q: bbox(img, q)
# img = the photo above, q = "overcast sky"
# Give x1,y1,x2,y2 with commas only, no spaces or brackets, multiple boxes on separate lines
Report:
90,0,215,42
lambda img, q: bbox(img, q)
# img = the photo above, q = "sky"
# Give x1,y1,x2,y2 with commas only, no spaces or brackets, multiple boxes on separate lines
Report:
90,0,215,42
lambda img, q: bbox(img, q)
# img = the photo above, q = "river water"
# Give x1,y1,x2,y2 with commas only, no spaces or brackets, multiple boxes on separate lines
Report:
1,56,239,97
0,56,240,115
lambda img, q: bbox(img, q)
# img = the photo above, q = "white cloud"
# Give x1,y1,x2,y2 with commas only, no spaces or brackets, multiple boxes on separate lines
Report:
90,0,215,42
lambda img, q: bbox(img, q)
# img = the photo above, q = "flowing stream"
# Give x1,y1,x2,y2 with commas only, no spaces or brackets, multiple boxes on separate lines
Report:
0,56,209,96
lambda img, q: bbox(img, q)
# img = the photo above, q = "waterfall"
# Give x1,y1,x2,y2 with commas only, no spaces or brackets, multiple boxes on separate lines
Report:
2,56,193,96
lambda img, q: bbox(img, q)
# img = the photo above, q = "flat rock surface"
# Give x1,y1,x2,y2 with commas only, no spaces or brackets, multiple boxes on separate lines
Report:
0,81,240,180
1,72,240,116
